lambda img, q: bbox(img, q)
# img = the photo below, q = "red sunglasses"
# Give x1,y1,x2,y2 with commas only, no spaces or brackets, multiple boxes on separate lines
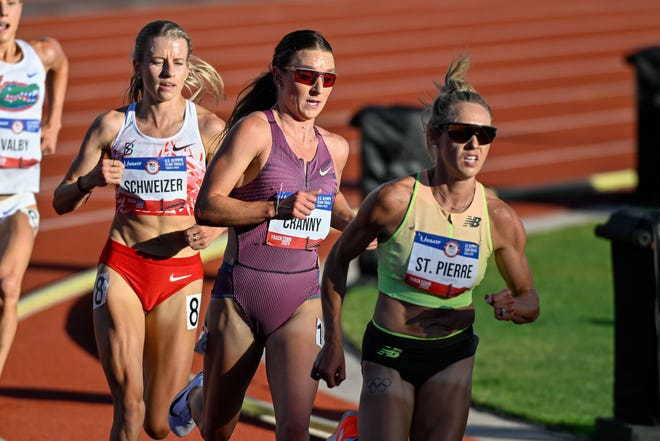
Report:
440,123,497,145
282,67,337,87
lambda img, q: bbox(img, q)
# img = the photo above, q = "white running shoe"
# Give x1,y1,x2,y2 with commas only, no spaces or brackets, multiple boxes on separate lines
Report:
169,371,203,437
327,410,359,441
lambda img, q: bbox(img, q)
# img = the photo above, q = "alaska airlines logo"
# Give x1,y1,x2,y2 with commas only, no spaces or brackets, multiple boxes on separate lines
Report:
0,80,39,111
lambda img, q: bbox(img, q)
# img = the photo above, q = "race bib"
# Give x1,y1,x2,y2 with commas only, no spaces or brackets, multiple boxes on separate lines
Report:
92,273,110,309
405,231,479,298
0,118,41,167
185,293,202,330
121,156,187,201
266,192,333,249
316,317,324,348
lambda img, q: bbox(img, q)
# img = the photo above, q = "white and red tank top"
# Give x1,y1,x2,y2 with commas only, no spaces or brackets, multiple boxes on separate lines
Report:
110,100,205,216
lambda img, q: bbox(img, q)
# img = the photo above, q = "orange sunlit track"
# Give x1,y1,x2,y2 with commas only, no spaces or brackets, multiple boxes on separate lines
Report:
2,0,659,440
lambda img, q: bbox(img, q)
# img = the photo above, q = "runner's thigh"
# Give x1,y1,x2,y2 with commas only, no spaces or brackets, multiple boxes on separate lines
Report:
92,265,146,394
202,297,262,438
265,298,323,429
359,360,415,441
143,280,203,424
411,355,474,441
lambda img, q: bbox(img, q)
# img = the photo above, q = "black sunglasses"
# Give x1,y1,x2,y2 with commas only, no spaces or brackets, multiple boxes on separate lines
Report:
282,67,337,87
440,123,497,145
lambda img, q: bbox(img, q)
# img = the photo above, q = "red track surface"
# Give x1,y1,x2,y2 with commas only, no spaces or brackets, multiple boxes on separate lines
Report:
2,0,660,439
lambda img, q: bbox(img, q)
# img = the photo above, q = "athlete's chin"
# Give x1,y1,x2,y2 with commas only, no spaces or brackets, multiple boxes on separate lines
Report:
154,90,183,103
303,103,326,118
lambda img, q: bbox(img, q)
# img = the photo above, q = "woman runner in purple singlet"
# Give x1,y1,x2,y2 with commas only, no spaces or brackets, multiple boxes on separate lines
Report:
168,30,359,441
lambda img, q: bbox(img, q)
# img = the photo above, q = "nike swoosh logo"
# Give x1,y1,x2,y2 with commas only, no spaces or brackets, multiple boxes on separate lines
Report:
169,273,192,282
172,142,195,151
1,203,20,217
319,167,333,176
27,72,38,78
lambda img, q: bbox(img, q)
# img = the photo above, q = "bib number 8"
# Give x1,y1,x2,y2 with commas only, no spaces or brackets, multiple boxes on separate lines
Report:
186,293,201,330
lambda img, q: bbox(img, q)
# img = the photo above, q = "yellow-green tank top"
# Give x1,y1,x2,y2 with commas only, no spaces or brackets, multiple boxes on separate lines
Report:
377,172,493,309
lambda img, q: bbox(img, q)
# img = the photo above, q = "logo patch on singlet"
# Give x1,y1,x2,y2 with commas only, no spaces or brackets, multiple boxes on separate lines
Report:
145,159,160,175
462,216,482,228
0,81,39,111
172,142,195,151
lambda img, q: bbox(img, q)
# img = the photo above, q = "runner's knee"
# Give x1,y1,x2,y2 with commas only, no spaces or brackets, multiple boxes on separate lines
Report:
0,273,22,305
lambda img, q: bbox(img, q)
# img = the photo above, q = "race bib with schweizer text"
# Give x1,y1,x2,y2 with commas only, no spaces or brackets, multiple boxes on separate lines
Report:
266,192,333,250
120,156,187,204
405,231,479,298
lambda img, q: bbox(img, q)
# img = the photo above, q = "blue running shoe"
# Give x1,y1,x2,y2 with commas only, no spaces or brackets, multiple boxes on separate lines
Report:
169,371,203,437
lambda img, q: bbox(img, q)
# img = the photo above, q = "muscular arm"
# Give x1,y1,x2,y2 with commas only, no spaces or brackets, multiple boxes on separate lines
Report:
321,128,354,232
190,104,228,244
196,112,320,227
31,37,68,156
196,103,226,162
52,110,124,214
195,113,277,226
313,177,413,386
486,193,540,324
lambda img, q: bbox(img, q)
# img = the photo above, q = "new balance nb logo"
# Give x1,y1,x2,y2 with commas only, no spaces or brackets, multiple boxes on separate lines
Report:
463,216,482,228
377,346,402,358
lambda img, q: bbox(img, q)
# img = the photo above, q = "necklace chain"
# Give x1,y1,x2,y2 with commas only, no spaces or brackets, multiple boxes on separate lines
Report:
427,169,474,213
431,185,473,212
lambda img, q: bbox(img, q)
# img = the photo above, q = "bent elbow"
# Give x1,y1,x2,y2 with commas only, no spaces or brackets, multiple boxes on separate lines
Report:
194,203,214,227
194,209,208,226
52,192,70,216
